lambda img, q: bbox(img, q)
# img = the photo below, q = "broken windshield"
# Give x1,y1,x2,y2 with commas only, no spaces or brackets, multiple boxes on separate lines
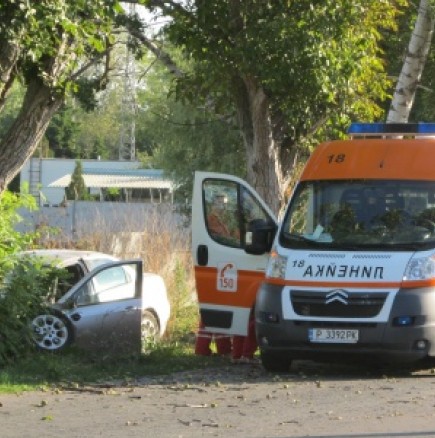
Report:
280,180,435,250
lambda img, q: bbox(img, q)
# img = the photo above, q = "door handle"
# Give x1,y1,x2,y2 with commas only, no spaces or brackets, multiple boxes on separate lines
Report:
197,245,208,266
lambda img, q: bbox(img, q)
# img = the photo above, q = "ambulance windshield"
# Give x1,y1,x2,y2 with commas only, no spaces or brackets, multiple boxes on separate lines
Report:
280,180,435,250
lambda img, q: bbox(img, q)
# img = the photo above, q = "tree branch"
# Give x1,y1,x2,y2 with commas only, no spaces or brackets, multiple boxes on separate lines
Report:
129,29,184,78
121,0,190,16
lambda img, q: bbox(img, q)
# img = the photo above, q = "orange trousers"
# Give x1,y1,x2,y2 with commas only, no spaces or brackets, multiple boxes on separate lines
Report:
232,314,257,359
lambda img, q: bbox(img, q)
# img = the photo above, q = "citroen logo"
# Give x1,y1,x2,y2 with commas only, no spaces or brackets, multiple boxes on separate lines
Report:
325,289,349,305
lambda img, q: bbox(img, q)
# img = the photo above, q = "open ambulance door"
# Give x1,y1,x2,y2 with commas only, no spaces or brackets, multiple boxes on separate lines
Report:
192,171,277,336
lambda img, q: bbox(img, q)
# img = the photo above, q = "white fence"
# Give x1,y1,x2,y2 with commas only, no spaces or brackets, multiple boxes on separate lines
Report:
17,201,188,257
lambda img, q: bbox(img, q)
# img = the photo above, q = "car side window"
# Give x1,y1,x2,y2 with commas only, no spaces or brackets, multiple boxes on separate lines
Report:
93,266,127,292
93,266,135,303
75,266,135,306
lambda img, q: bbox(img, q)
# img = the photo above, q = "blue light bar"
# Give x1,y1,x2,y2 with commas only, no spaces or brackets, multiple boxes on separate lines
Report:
348,122,435,135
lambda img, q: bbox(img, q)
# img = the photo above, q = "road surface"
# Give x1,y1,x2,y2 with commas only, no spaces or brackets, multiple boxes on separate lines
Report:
2,360,435,438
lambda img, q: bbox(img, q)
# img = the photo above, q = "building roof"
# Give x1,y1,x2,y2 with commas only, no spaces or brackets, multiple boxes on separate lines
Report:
48,168,173,190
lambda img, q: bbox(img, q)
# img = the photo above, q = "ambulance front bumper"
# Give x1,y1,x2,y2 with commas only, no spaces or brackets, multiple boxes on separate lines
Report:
255,283,435,364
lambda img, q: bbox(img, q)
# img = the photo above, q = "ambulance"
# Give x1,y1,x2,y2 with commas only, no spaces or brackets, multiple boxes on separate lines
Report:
192,123,435,371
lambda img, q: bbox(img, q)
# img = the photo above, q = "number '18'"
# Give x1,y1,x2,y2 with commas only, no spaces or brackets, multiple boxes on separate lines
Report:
327,154,345,164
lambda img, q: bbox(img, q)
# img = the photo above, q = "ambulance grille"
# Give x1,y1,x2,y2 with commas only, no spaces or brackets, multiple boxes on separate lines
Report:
290,290,388,318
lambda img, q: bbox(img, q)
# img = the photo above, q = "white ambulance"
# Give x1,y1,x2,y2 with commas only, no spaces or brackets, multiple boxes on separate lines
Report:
192,123,435,371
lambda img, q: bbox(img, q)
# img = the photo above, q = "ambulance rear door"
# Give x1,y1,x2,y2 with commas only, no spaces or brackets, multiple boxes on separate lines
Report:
192,171,277,336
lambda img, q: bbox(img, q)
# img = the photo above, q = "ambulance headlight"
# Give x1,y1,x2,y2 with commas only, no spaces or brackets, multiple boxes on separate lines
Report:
403,254,435,281
266,249,287,279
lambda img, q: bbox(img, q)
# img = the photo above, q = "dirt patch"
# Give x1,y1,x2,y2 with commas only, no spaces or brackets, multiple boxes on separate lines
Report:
2,360,435,437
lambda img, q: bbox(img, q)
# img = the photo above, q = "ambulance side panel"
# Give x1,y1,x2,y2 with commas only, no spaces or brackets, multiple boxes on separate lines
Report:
192,171,276,336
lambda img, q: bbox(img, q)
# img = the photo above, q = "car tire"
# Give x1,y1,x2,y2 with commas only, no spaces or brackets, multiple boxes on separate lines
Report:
260,350,292,373
31,312,72,351
141,310,160,352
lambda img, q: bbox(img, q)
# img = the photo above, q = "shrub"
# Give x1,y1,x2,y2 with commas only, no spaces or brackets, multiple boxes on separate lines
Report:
0,255,66,365
0,191,37,259
0,190,67,365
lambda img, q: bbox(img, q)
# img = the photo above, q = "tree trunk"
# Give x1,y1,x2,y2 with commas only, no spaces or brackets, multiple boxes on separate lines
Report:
0,77,62,193
387,0,434,123
232,75,284,215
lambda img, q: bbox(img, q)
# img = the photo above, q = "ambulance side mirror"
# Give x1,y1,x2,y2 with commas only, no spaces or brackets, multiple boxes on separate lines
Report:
244,219,277,255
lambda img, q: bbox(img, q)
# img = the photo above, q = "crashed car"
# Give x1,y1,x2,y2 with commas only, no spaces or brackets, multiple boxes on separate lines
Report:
21,249,170,354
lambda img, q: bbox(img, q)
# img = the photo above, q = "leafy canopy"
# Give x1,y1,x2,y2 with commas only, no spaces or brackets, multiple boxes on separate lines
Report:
0,0,125,101
154,0,405,141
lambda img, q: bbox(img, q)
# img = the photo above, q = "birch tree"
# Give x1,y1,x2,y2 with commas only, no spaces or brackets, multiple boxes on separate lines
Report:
387,0,434,122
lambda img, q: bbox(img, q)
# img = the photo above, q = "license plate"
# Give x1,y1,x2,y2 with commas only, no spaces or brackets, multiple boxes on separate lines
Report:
309,328,359,344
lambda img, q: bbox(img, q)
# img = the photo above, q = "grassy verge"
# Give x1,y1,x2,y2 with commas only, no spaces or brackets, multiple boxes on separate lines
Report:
0,336,228,394
0,301,230,393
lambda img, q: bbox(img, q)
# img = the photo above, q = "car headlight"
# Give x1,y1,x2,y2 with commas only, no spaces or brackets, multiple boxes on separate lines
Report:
266,248,288,279
403,254,435,281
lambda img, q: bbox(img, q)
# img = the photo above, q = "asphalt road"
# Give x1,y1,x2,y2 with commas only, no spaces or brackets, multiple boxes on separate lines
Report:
2,360,435,438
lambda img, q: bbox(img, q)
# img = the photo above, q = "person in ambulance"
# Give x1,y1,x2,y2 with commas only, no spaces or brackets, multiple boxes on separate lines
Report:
206,193,240,244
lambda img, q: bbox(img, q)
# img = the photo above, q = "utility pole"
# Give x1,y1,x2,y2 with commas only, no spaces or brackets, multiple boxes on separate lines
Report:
119,3,137,161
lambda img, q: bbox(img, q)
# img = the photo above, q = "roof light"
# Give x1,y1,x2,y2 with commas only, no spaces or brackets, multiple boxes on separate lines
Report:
348,123,435,136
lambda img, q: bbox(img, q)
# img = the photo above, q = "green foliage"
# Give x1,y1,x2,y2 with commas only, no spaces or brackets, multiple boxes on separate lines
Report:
135,50,246,201
0,255,65,366
65,160,89,200
154,0,406,144
0,191,37,259
45,91,123,159
45,105,81,158
0,190,69,365
0,0,123,90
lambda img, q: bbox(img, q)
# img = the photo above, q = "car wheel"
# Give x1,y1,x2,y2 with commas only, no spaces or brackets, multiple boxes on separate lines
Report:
260,350,292,373
141,310,160,351
31,313,72,351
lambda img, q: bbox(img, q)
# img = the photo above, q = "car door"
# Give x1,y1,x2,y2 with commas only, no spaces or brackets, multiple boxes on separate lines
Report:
57,260,143,354
192,171,277,336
